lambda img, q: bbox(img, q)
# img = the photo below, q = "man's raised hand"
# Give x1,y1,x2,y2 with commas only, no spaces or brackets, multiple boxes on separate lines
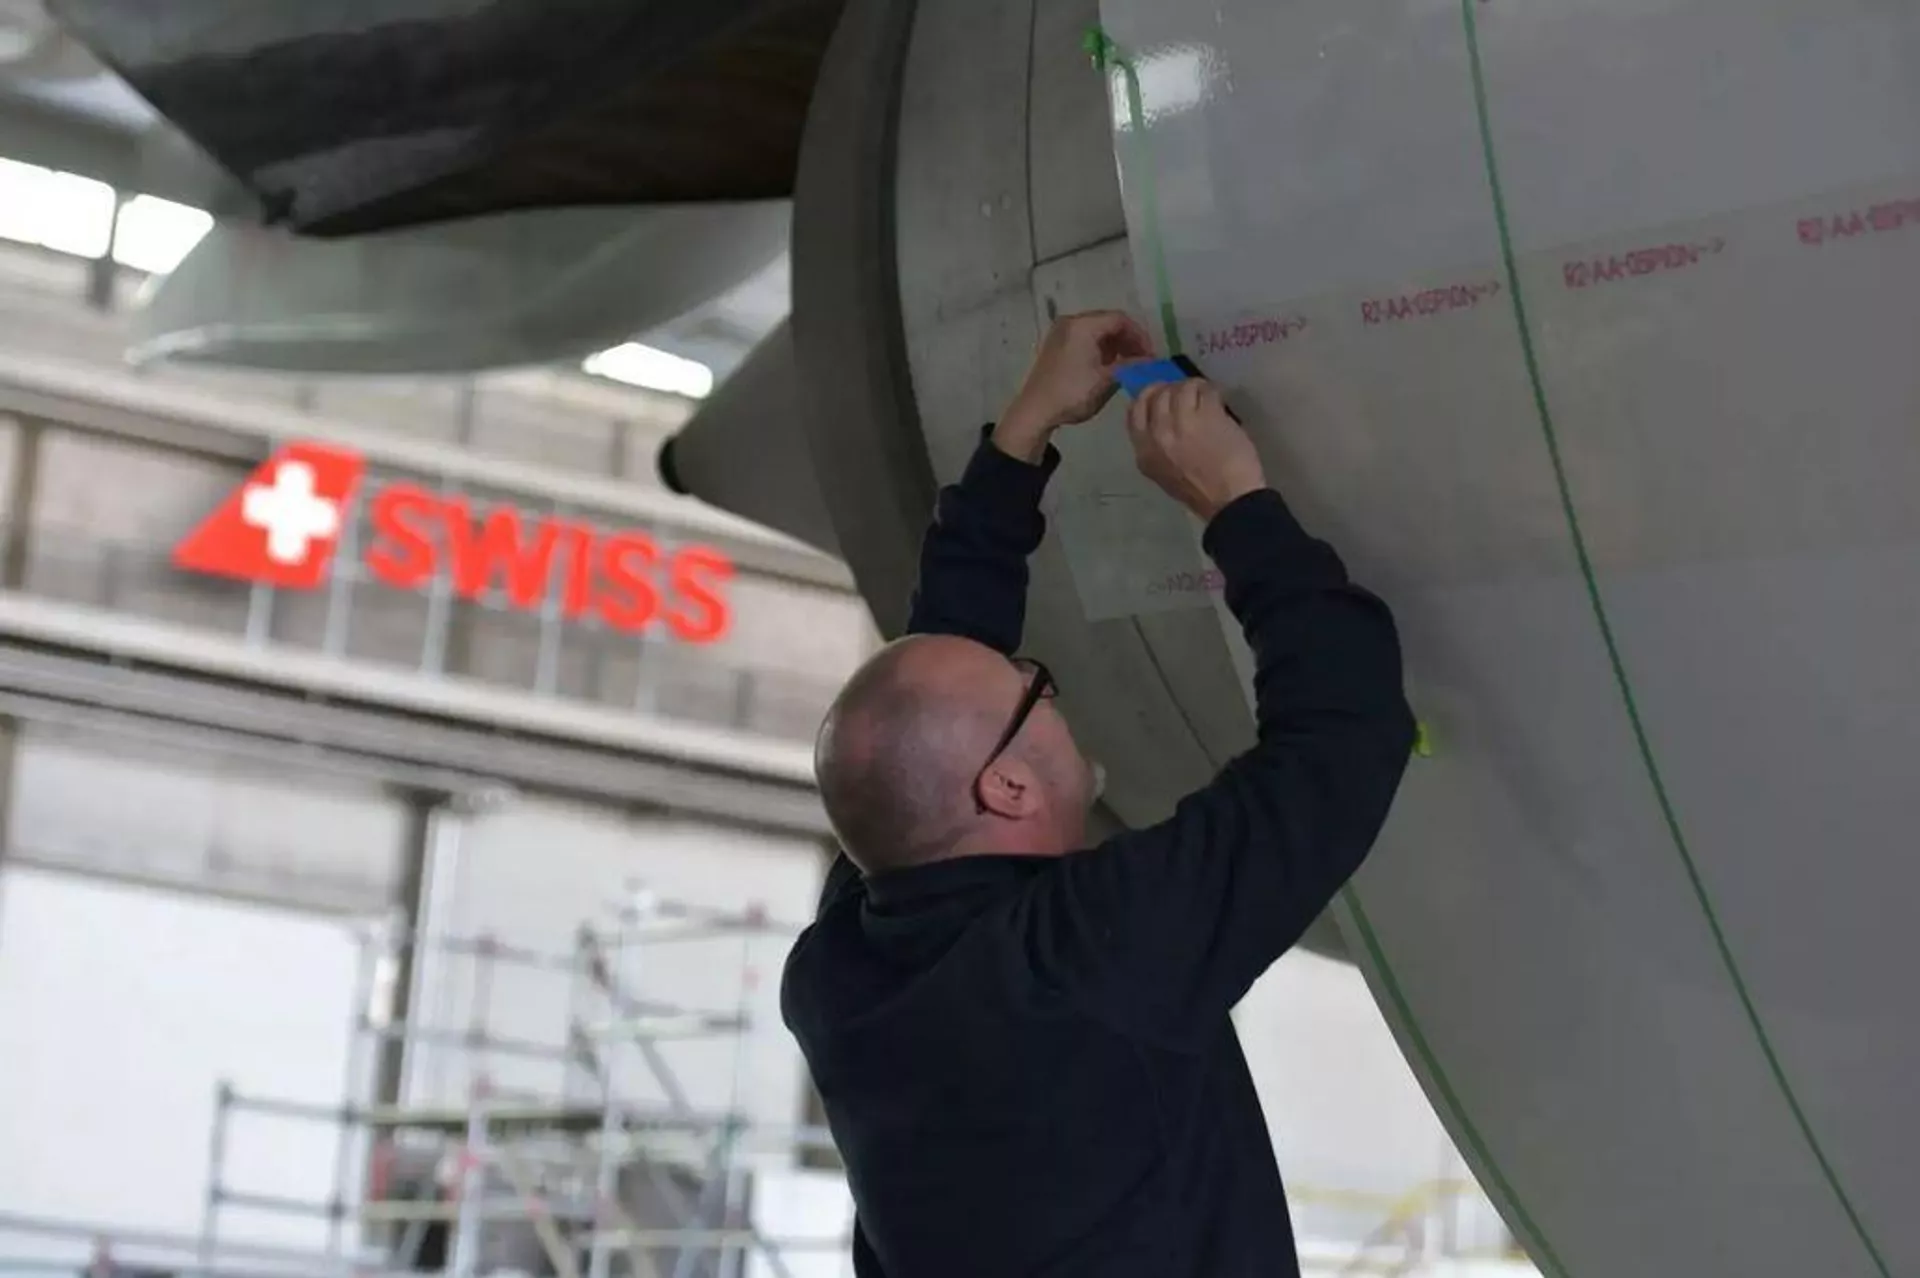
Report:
1126,379,1267,522
994,311,1155,462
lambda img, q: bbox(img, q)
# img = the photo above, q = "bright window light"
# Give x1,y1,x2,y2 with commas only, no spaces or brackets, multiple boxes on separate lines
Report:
114,194,213,275
0,157,115,258
1110,45,1215,132
583,342,715,399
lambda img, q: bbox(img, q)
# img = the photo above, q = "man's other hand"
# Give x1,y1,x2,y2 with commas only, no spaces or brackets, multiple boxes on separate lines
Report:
1127,379,1268,522
994,311,1155,462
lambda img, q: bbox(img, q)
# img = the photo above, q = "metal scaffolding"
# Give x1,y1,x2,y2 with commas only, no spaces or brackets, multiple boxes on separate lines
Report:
0,885,1518,1278
189,893,848,1278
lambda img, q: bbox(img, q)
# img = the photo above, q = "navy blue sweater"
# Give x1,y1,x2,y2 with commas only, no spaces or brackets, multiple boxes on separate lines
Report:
782,432,1415,1277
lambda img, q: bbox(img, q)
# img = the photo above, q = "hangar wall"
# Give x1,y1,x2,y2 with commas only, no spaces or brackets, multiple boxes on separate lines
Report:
0,228,854,1256
0,242,873,744
0,867,365,1252
11,725,410,909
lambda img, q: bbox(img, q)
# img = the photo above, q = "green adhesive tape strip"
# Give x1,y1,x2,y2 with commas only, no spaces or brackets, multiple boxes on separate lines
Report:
1456,2,1890,1272
1085,25,1183,356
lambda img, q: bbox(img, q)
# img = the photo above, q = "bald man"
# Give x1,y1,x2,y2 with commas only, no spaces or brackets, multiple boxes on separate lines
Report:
782,312,1415,1278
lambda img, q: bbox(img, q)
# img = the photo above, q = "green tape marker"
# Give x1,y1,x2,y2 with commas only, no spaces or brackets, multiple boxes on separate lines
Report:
1085,25,1183,356
1414,720,1435,759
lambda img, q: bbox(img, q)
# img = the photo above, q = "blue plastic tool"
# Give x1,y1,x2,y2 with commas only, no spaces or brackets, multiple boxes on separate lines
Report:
1112,357,1194,399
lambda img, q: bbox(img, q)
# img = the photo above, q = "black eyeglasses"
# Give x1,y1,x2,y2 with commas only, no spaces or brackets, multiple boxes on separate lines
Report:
972,657,1057,813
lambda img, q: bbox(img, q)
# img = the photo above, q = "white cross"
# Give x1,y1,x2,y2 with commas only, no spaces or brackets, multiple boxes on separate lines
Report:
241,460,342,565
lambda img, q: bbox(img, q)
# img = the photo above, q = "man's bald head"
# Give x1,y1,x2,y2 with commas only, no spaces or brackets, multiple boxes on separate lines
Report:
815,636,1093,874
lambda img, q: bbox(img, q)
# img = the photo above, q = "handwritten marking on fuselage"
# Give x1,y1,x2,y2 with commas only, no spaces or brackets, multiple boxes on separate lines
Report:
1360,280,1502,326
1196,316,1309,357
1798,198,1920,246
1562,239,1724,291
1146,568,1225,598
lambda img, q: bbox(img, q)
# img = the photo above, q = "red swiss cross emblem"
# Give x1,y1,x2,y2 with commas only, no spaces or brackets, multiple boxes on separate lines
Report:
173,443,367,590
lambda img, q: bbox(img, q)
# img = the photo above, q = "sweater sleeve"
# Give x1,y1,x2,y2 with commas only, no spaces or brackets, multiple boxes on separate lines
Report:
905,424,1059,653
1012,488,1416,1048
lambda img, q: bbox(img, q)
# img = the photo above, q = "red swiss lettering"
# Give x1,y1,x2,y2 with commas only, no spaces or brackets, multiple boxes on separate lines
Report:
445,504,561,609
665,547,735,644
558,523,595,620
356,481,733,644
595,533,661,632
365,484,441,590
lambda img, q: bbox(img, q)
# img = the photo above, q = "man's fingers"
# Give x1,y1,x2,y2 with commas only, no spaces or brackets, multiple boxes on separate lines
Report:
1072,308,1138,335
1135,384,1159,438
1085,378,1119,417
1067,310,1156,363
1125,385,1159,443
1062,310,1125,344
1108,314,1156,361
1191,379,1243,430
1157,378,1201,438
1177,378,1206,421
1147,379,1180,438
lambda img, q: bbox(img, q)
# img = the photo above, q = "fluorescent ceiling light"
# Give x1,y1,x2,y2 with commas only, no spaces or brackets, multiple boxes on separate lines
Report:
0,156,114,258
583,342,715,399
114,194,214,275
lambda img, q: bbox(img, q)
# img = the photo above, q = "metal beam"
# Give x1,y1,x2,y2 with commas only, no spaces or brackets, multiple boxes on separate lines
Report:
376,791,439,1107
0,620,830,836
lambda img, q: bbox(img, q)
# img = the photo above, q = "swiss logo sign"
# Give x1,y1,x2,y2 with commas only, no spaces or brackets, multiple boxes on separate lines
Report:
174,443,733,643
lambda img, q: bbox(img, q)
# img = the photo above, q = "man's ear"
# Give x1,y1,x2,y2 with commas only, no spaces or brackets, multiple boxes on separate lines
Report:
976,757,1044,821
